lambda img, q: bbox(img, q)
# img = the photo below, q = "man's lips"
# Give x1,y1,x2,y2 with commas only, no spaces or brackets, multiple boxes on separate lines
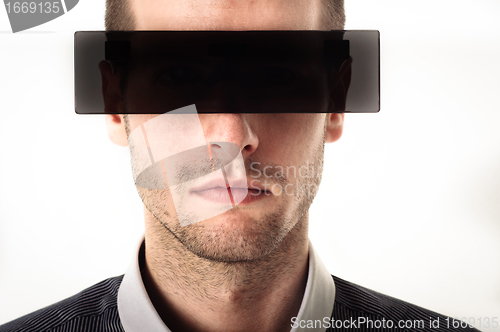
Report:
189,179,270,194
191,186,271,205
192,187,265,194
190,179,272,205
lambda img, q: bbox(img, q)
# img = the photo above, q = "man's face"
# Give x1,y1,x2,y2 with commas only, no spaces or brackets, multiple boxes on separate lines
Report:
110,0,344,262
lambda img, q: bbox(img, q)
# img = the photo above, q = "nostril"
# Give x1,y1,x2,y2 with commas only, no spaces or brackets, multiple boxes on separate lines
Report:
243,143,256,154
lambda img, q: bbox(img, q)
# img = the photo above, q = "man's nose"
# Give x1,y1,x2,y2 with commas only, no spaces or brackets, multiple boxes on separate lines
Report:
200,112,259,158
197,80,259,157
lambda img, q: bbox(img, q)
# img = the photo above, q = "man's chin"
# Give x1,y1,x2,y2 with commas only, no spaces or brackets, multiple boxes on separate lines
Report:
171,213,289,263
181,240,278,263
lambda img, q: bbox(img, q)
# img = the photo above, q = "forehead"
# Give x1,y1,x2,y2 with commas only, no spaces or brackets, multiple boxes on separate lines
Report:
130,0,323,30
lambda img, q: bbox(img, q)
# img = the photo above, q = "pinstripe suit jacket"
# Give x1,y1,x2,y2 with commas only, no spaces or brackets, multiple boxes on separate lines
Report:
0,275,480,332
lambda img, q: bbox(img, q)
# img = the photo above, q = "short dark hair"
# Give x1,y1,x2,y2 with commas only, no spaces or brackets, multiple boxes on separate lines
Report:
105,0,135,31
105,0,345,31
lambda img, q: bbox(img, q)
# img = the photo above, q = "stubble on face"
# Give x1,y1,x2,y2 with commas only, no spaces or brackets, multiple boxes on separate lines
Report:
124,112,328,263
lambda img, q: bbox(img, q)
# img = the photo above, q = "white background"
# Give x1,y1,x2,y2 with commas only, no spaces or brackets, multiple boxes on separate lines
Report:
1,0,499,331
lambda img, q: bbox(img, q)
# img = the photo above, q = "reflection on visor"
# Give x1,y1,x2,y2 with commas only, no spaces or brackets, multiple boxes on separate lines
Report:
129,104,247,227
75,30,379,114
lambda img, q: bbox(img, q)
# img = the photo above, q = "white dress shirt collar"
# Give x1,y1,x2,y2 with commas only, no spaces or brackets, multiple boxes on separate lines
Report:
117,237,335,332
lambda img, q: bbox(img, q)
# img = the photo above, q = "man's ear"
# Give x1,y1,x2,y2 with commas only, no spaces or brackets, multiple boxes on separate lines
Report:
325,113,344,143
325,58,351,143
98,60,128,147
330,57,352,113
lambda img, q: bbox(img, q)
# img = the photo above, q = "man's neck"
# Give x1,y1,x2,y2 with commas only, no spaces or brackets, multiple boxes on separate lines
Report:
141,208,310,332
